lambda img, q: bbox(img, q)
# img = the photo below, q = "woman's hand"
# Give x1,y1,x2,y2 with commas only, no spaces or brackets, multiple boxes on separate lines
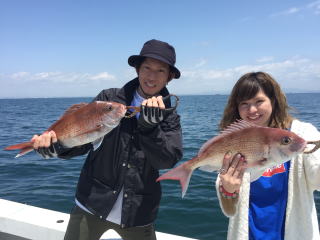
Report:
219,152,247,194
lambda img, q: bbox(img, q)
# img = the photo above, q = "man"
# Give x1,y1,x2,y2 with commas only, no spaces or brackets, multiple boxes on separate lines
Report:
32,39,183,240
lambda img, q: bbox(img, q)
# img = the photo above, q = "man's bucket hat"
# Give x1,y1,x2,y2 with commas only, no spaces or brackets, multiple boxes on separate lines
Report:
128,39,181,79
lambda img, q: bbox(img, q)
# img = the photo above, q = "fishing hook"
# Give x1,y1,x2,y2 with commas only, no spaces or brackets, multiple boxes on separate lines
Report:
304,140,320,154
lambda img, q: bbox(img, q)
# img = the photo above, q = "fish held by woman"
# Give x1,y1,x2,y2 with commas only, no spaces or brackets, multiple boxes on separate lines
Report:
157,120,320,197
4,101,132,157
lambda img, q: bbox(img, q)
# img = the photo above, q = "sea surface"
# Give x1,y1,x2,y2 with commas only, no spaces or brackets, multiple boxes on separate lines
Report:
0,93,320,240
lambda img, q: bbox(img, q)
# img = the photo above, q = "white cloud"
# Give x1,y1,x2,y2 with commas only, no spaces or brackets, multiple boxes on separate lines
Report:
10,72,30,79
270,1,320,18
89,72,116,81
308,0,320,15
169,57,320,95
270,7,300,17
194,59,207,68
1,58,319,98
286,7,300,14
3,71,116,84
0,71,119,98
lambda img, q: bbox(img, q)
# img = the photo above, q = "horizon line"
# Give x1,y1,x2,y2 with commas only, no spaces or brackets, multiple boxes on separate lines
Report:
1,92,320,100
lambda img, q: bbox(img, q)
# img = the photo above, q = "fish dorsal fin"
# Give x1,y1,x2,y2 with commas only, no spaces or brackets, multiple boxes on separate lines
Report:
47,103,89,131
198,120,258,155
220,120,257,137
63,103,88,116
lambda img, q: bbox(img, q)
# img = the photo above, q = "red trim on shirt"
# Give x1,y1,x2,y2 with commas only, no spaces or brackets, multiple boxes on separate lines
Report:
262,164,286,177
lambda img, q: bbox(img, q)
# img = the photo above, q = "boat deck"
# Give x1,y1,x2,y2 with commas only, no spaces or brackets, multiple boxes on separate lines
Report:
0,198,197,240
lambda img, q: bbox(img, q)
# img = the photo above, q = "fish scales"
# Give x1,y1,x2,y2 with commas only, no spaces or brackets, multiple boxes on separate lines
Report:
196,127,268,169
49,102,105,139
157,120,308,197
4,101,127,157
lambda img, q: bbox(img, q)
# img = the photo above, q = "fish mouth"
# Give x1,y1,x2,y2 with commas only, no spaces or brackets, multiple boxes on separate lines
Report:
118,104,128,117
290,140,307,153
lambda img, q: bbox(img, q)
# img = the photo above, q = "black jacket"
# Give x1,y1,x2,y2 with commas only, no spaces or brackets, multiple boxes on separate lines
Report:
58,78,183,228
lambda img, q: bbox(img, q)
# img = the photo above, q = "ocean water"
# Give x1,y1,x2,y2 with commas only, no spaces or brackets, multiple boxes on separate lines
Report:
0,93,319,240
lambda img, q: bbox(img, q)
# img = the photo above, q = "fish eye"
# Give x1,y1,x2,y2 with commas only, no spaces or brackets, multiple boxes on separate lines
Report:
106,105,112,111
281,136,292,145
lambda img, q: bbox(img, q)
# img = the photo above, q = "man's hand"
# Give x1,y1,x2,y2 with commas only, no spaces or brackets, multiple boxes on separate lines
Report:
31,130,58,159
138,96,165,129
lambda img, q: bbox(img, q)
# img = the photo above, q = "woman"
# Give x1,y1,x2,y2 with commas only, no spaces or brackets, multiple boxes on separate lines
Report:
215,72,320,240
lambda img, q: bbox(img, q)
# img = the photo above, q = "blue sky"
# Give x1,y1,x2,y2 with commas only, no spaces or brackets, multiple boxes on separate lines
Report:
1,0,320,98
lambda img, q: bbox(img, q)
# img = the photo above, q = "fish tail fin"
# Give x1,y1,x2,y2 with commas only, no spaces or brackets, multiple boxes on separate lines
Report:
5,142,33,150
15,147,34,158
156,162,194,198
4,142,34,158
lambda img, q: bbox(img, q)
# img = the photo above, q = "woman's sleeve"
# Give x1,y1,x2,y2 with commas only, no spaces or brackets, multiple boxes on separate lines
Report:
299,122,320,190
215,175,240,217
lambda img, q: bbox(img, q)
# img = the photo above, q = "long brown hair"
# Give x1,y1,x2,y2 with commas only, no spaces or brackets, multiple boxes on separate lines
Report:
220,72,293,130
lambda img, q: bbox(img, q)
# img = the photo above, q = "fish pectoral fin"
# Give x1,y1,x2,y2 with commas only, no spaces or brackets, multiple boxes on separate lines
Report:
199,165,217,172
78,125,105,136
66,125,105,143
92,137,104,151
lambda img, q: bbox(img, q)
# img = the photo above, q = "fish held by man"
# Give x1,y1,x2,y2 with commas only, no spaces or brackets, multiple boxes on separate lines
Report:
157,120,319,197
4,101,130,158
4,94,180,158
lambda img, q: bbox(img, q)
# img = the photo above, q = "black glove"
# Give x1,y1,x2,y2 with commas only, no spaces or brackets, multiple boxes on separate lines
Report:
138,105,164,130
35,141,63,159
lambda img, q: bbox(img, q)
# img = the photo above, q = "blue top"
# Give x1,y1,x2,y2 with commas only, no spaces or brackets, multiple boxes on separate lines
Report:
249,161,291,240
131,90,145,119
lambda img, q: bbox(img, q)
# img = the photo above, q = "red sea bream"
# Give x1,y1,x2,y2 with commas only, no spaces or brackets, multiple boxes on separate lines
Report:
5,101,127,157
157,120,308,197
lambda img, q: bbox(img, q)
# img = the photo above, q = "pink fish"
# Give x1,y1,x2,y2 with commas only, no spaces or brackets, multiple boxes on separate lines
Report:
157,120,309,197
5,101,128,157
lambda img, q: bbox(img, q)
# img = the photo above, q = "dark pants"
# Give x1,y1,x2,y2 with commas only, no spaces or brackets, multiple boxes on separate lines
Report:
64,205,157,240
